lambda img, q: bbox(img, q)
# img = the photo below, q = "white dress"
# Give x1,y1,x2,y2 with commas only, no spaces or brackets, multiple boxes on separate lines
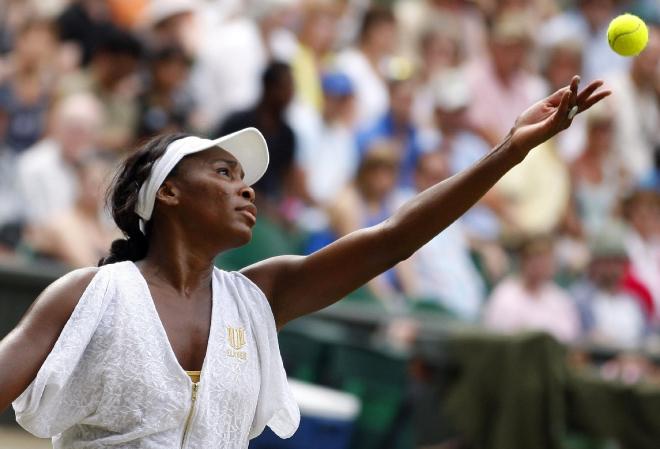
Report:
13,261,300,448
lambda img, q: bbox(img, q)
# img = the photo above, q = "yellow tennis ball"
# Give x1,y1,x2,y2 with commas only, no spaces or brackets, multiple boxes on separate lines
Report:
607,14,649,57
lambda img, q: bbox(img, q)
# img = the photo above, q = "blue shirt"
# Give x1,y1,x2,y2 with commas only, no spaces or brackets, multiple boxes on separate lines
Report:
356,112,423,188
0,82,49,153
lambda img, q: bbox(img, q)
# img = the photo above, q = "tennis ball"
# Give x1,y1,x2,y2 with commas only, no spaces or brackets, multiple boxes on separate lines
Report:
607,14,649,57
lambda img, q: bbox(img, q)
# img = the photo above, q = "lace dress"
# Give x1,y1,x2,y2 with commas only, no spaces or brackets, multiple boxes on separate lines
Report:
13,261,300,448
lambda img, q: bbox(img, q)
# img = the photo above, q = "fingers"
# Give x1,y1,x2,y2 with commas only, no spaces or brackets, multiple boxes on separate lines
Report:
576,80,605,109
548,75,581,106
559,89,571,116
569,76,580,103
580,89,612,112
567,76,580,121
552,89,572,128
546,88,567,105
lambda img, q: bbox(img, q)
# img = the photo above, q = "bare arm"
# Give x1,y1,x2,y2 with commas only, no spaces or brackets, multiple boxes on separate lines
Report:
243,77,611,328
0,268,97,413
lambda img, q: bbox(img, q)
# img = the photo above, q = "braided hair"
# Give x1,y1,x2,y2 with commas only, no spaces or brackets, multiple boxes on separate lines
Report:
98,133,189,266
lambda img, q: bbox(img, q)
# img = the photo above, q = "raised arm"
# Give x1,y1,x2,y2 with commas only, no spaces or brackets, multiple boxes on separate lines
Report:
243,76,610,329
0,268,97,413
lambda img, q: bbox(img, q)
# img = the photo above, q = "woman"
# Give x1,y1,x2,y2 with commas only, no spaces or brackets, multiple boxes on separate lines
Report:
25,154,121,268
0,18,57,153
327,141,415,302
570,103,629,238
0,76,608,447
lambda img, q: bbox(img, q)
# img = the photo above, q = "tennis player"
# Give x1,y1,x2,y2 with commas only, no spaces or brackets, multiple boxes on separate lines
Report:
0,76,608,448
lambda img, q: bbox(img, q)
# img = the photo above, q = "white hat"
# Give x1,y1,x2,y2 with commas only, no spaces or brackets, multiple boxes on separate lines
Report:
145,0,198,27
434,69,471,112
135,127,269,233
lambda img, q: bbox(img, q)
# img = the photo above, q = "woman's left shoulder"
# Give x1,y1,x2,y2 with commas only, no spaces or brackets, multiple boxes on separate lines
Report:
216,267,270,303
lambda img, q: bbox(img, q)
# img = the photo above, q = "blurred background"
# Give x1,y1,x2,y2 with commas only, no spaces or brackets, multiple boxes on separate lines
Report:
0,0,659,448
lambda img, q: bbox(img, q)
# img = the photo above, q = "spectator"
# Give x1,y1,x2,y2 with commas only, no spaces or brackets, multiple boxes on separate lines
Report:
541,39,587,162
25,154,120,268
143,0,199,57
188,0,296,132
572,224,647,350
411,23,463,130
483,235,581,343
334,5,397,129
291,3,340,112
466,13,546,146
495,137,571,238
405,151,486,321
357,74,423,189
297,72,358,207
605,24,660,182
16,93,103,225
216,62,299,209
0,19,57,153
622,188,660,319
56,0,114,66
137,46,195,140
568,102,629,239
296,71,358,252
432,69,502,239
327,142,414,303
57,24,142,152
395,0,487,65
431,70,510,281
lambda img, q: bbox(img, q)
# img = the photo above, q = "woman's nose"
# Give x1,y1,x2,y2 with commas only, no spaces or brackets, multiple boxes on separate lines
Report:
240,185,255,203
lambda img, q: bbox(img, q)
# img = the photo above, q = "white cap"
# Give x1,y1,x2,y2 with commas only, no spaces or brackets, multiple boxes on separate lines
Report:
145,0,198,27
135,127,269,233
434,69,471,112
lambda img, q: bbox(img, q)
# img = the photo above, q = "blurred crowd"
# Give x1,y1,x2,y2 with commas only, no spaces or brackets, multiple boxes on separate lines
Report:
0,0,659,368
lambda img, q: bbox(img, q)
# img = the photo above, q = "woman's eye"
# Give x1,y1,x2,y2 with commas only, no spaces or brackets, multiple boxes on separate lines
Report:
217,168,230,177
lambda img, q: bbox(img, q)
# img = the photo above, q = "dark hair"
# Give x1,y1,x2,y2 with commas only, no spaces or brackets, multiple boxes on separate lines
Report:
92,24,143,60
98,133,189,266
148,45,192,67
515,234,555,259
262,61,291,90
358,5,395,43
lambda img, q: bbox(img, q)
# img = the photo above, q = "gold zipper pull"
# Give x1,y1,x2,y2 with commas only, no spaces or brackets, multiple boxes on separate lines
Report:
181,383,201,449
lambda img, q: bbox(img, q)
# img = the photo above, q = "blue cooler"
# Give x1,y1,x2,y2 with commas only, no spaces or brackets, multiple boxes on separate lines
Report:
249,379,361,449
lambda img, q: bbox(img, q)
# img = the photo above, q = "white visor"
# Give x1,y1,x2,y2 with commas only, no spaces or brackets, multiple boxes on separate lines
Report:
135,127,269,233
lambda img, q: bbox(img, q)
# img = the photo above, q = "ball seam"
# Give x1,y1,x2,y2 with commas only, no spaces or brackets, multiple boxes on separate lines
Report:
609,22,641,48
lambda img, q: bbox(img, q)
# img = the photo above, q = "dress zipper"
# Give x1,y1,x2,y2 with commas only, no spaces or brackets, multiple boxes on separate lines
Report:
180,382,199,449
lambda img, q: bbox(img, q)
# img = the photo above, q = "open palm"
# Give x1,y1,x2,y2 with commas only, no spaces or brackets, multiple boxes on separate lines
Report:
509,76,611,155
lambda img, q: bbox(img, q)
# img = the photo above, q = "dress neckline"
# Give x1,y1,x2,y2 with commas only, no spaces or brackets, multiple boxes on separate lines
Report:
127,261,217,384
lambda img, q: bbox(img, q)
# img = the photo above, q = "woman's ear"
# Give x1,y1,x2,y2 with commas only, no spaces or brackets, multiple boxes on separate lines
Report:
155,180,180,207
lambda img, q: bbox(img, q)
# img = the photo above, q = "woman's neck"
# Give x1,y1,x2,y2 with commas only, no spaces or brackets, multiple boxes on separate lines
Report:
140,224,215,297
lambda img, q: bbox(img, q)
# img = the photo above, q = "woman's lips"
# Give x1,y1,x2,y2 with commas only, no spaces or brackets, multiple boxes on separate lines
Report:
236,204,257,223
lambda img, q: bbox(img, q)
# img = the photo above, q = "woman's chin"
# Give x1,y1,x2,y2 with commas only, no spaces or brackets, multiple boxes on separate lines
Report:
232,227,253,247
208,225,253,252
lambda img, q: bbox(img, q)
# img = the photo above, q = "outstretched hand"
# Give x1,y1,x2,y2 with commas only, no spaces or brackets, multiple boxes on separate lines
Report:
508,76,611,156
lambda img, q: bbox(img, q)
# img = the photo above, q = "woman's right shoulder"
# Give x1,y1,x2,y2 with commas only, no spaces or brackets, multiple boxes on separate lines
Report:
26,267,104,329
50,266,102,297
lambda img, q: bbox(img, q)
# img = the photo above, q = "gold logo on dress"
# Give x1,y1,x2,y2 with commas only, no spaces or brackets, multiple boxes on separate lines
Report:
227,327,246,350
227,327,247,361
